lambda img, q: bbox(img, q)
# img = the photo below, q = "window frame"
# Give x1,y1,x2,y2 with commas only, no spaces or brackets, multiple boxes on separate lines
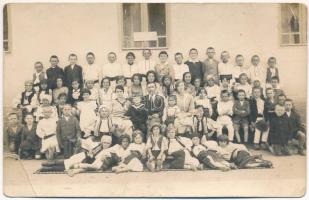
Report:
3,4,11,53
120,3,169,50
279,3,307,46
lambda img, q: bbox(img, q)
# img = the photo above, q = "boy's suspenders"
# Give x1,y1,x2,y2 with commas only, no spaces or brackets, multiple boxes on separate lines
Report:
175,136,196,158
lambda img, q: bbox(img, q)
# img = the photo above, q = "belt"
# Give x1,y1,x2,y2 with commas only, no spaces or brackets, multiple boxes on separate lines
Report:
43,134,56,140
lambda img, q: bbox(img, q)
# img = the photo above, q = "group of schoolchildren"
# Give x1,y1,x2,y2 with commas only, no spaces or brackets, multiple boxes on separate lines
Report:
5,47,306,176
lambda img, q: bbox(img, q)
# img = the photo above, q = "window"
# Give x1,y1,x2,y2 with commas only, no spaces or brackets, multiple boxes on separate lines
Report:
280,3,307,45
122,3,167,49
3,4,9,51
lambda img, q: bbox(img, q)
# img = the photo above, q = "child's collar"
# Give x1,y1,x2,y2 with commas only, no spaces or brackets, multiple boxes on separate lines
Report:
189,59,200,63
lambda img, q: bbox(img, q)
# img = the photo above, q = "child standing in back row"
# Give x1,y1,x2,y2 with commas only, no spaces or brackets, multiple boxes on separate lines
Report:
185,48,204,81
266,57,280,84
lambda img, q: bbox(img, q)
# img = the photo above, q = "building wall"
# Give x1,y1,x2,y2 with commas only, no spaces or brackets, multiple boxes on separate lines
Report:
4,3,307,107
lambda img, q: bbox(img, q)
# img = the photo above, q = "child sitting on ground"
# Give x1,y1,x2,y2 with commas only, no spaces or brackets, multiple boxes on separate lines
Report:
146,124,168,172
216,134,273,169
129,130,147,163
166,124,202,171
19,113,41,159
191,134,233,171
36,106,60,160
233,89,250,143
111,134,144,174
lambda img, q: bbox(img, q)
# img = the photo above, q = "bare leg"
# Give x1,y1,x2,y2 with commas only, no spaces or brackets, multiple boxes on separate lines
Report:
233,123,241,143
243,123,249,143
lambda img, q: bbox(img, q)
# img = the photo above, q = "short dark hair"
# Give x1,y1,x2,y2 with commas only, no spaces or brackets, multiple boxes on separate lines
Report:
116,76,126,85
8,112,19,119
189,48,198,54
126,52,135,59
159,51,168,57
268,57,276,63
221,89,229,96
251,55,260,61
207,47,215,51
237,89,246,95
271,76,279,81
174,52,183,58
81,88,91,96
50,55,59,61
196,87,207,96
34,61,43,66
115,85,124,92
58,92,68,100
86,52,95,57
68,53,77,59
142,49,151,55
235,54,244,60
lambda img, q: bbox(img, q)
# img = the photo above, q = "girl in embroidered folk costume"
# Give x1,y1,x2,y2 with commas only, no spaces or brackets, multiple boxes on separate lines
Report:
146,124,168,172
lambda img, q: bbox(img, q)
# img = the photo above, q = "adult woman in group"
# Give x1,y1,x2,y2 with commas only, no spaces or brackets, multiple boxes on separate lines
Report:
174,80,196,135
110,85,133,141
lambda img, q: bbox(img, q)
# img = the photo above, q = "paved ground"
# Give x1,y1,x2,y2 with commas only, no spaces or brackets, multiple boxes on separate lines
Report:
3,150,306,198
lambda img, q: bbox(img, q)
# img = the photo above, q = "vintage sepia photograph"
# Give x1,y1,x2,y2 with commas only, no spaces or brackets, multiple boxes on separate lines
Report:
2,1,307,198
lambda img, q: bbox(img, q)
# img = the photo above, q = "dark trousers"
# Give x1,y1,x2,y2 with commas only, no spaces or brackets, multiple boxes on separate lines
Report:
63,139,75,159
167,150,185,169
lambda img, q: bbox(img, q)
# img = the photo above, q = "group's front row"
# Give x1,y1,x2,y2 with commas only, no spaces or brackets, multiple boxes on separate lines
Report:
39,123,273,176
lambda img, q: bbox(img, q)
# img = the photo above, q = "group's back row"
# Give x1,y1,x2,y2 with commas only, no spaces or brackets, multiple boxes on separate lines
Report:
33,48,279,91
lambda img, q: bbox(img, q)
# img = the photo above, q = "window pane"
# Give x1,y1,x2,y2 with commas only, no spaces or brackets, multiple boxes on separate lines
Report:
300,4,307,44
123,3,142,48
148,4,166,36
281,34,290,44
158,37,166,47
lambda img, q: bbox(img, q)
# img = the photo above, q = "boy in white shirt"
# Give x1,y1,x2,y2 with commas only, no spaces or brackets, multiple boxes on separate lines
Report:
217,90,234,141
173,52,189,81
233,54,249,83
122,52,139,86
137,49,156,75
101,52,122,87
248,55,266,87
83,52,101,88
205,75,221,104
218,51,234,83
